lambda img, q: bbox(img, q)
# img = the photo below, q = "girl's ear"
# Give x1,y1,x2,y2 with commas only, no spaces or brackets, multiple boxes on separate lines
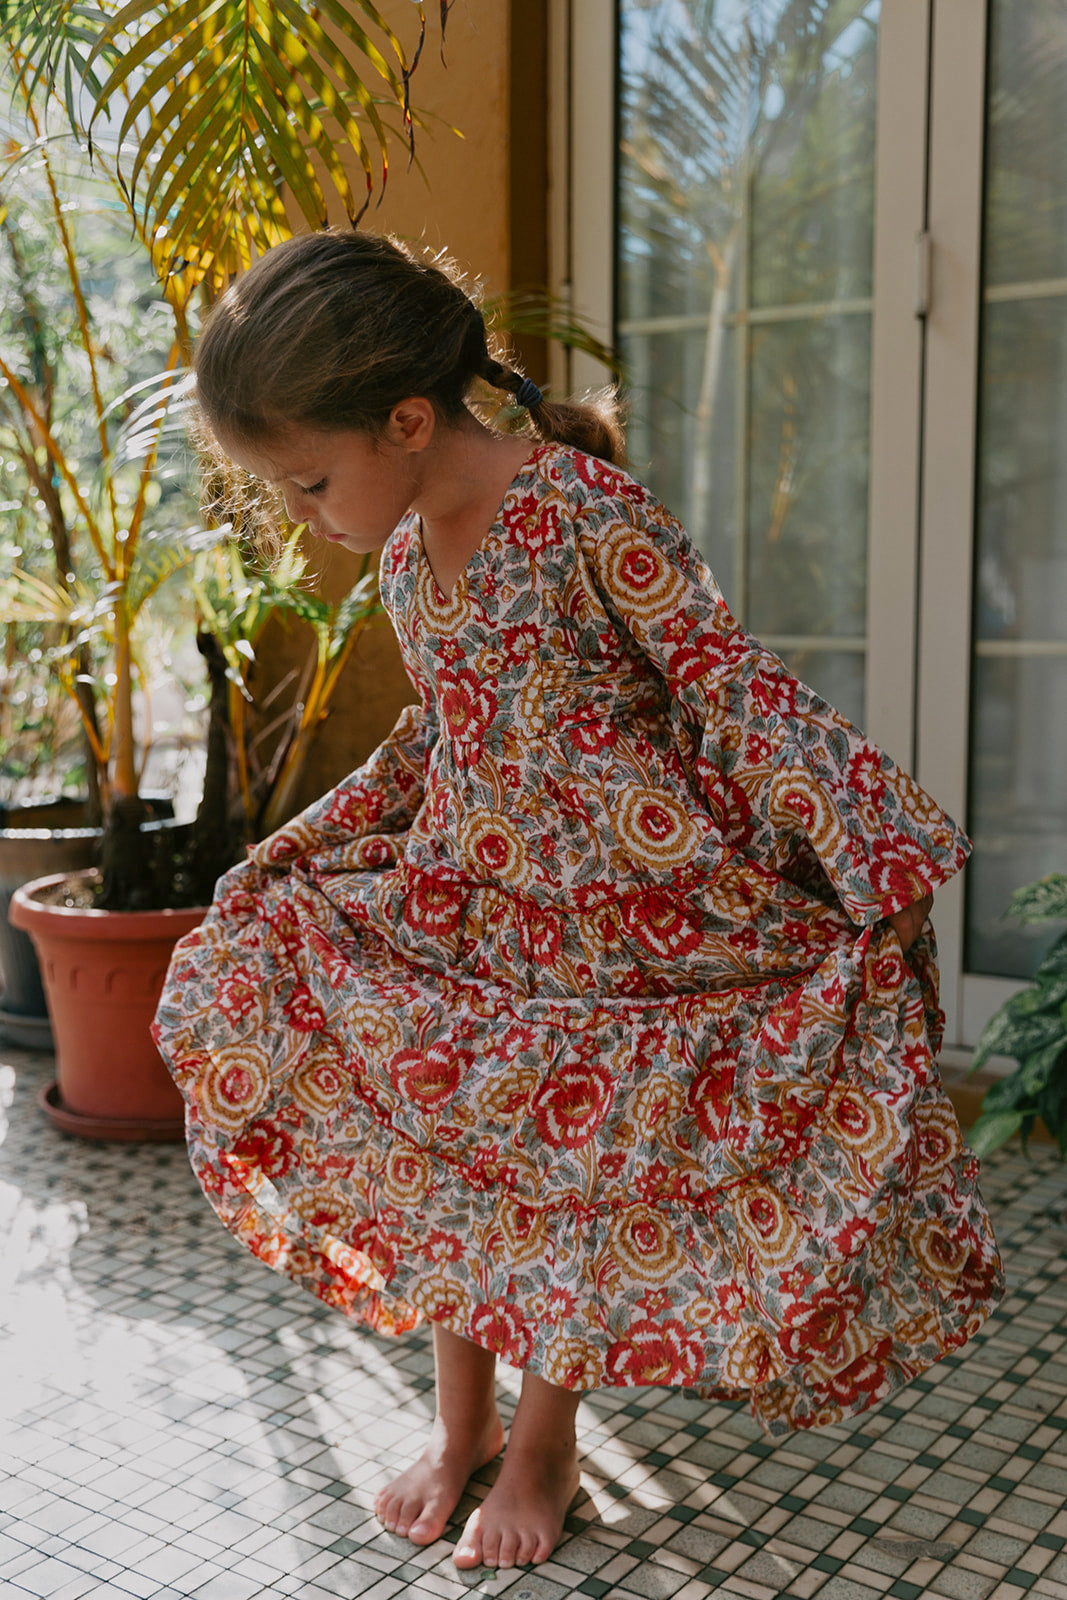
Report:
387,397,436,452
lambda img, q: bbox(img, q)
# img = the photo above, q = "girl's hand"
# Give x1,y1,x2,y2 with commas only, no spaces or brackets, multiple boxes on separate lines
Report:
888,893,933,952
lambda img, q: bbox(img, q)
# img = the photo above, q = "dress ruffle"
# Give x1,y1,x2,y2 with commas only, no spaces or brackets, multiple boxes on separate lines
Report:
155,443,1003,1434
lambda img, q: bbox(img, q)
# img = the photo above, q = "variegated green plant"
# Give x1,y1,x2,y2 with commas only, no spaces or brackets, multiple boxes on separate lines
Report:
967,874,1067,1157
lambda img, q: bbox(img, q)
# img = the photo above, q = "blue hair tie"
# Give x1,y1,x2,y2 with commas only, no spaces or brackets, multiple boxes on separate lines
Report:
515,377,543,410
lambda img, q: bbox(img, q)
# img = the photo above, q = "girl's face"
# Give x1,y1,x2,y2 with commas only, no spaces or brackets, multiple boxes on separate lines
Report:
222,418,427,554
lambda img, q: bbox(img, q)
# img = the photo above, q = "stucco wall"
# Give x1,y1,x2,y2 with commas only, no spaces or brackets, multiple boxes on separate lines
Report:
280,1,522,815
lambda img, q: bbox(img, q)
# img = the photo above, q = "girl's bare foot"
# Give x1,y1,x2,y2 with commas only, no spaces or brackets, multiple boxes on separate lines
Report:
374,1410,505,1545
453,1369,581,1569
374,1324,503,1547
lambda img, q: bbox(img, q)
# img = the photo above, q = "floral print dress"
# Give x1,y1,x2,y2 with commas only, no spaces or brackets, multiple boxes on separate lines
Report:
154,443,1003,1434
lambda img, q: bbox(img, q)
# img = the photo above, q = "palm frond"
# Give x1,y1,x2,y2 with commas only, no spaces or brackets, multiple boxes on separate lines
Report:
485,289,623,379
0,0,121,131
84,0,432,295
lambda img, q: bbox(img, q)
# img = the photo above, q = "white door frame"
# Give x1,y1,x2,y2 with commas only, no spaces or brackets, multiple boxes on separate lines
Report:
918,0,1025,1044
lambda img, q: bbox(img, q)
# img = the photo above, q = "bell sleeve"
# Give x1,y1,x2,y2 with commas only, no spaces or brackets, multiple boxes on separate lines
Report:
248,686,437,875
576,482,970,927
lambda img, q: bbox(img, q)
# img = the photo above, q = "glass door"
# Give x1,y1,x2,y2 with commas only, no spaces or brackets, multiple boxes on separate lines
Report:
966,0,1067,981
559,0,1067,1045
617,0,883,730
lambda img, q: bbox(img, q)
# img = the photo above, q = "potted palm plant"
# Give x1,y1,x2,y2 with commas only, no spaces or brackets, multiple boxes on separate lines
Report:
0,102,181,1046
0,1,435,1134
2,2,612,1135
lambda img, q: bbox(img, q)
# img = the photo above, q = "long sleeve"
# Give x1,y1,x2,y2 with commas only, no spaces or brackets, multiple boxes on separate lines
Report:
575,480,970,927
249,691,437,875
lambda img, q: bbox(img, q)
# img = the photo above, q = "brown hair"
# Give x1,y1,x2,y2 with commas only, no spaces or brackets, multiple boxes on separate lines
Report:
195,229,624,464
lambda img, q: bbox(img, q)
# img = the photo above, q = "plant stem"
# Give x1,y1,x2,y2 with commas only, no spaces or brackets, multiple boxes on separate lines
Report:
33,113,120,542
111,600,138,803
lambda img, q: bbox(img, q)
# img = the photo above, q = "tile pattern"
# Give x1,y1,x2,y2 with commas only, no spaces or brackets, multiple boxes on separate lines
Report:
2,1044,1066,1600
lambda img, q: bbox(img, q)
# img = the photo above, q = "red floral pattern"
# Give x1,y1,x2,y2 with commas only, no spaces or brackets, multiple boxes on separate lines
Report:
155,443,1002,1435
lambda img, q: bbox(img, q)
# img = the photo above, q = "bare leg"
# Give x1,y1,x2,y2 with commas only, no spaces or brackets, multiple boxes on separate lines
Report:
453,1367,581,1570
374,1324,505,1546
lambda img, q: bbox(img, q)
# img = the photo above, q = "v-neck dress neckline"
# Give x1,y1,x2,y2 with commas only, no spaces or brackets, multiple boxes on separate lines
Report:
413,442,550,605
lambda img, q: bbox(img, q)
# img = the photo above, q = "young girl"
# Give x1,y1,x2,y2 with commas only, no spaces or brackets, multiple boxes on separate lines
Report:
154,229,1003,1573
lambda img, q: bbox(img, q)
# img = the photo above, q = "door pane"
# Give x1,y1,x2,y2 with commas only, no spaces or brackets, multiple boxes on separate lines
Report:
967,4,1067,978
617,0,880,727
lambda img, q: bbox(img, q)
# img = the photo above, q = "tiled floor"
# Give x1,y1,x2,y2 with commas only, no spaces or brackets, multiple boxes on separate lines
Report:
3,1043,1067,1600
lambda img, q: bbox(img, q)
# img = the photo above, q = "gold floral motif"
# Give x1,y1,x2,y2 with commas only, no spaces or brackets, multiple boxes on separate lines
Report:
767,768,845,857
490,1195,549,1266
410,1269,473,1325
913,1099,962,1178
599,527,686,618
291,1048,347,1116
542,1337,601,1389
614,785,703,868
517,671,546,735
719,1322,784,1388
631,1073,684,1140
288,1184,359,1239
380,1143,435,1206
911,1217,970,1284
477,1063,540,1124
458,808,533,889
346,1003,403,1057
610,1205,683,1284
474,645,508,676
736,1181,802,1267
198,1043,272,1133
825,1086,901,1167
804,1314,882,1380
415,557,467,630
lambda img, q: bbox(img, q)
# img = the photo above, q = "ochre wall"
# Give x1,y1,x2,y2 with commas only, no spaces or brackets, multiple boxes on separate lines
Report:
278,1,547,816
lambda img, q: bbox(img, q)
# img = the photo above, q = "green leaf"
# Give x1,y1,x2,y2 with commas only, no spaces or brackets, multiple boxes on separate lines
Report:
0,0,121,123
971,1005,1066,1074
242,57,333,225
277,589,331,628
1006,873,1067,925
1037,1066,1067,1155
1035,933,1067,983
484,289,624,379
966,1109,1025,1158
331,572,382,647
980,1073,1029,1113
140,90,241,227
1020,1039,1067,1096
1013,970,1067,1014
249,26,368,211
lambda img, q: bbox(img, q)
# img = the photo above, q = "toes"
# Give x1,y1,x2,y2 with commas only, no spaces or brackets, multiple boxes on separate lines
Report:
375,1486,419,1539
496,1528,521,1568
515,1528,540,1567
395,1491,429,1539
531,1528,554,1565
453,1509,484,1570
408,1509,442,1546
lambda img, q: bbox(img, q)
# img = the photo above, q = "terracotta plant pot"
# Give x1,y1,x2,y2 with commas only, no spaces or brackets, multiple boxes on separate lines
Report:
0,798,102,1049
10,869,205,1142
